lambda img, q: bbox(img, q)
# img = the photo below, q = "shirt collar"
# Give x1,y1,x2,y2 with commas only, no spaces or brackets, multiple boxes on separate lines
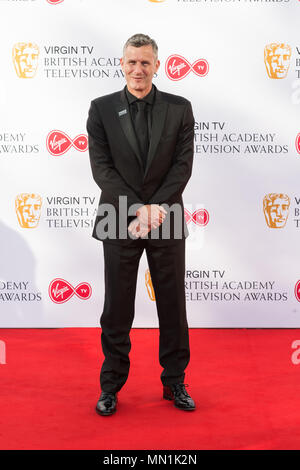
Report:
125,85,155,105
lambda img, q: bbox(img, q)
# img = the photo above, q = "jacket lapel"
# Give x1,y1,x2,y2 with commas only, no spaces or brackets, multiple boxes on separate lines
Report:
144,90,168,178
114,88,144,171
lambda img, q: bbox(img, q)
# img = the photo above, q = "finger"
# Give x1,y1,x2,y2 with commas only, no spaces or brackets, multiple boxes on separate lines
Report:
159,206,167,215
141,229,150,237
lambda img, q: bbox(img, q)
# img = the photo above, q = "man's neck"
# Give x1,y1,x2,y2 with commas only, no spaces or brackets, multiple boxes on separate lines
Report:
126,85,153,100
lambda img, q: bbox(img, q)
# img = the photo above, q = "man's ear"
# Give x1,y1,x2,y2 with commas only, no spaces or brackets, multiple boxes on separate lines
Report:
120,57,124,69
155,60,160,73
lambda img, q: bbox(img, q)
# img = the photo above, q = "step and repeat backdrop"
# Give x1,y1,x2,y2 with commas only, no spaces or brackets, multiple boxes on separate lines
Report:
0,0,299,327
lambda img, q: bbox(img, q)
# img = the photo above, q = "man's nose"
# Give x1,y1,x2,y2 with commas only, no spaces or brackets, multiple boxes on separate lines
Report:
134,63,143,74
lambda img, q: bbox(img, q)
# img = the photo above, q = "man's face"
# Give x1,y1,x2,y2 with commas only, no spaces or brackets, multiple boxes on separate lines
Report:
120,45,160,95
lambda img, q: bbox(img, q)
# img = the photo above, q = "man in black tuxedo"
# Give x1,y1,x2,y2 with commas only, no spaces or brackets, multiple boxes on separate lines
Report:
87,33,195,416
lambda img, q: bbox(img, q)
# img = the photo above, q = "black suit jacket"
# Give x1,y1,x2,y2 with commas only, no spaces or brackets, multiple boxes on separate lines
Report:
86,85,195,246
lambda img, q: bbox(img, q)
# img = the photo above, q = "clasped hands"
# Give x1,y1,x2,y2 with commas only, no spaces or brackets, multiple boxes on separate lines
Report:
128,204,167,239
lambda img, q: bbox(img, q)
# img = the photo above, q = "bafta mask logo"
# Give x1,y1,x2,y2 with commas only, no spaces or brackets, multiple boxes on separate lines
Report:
12,42,40,79
49,279,92,304
145,269,155,301
296,133,300,154
15,193,42,228
264,43,291,79
263,193,290,228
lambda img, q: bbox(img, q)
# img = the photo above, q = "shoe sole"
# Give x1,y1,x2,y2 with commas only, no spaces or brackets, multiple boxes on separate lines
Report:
174,404,196,411
163,395,196,411
95,406,117,416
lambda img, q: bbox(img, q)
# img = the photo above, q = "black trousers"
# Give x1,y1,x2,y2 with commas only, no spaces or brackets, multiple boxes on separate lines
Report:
99,239,190,393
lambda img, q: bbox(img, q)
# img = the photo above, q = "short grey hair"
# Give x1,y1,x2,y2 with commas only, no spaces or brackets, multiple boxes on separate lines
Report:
123,33,158,60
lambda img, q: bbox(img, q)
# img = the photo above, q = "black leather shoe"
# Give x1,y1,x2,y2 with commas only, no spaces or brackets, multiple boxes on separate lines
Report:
163,383,196,411
95,391,117,416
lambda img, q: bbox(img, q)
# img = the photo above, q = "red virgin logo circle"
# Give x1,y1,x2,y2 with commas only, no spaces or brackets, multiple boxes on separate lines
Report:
49,278,92,304
165,55,209,81
46,130,88,156
184,208,209,227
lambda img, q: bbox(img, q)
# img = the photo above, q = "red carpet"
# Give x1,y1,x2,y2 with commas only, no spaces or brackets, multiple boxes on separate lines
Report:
0,328,300,450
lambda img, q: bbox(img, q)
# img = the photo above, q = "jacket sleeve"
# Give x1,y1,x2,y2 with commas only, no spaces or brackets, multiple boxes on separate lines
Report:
86,100,144,210
148,101,195,206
